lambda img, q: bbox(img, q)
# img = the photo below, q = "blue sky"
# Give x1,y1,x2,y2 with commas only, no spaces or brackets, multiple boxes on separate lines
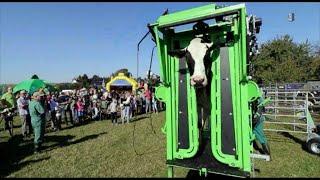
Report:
0,2,319,84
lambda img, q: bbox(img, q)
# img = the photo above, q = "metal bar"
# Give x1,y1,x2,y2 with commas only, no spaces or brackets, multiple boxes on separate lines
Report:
250,154,271,161
293,96,296,131
267,100,306,102
159,11,239,28
264,106,306,110
263,129,308,134
266,92,310,94
263,114,306,118
168,166,174,178
157,4,245,28
264,121,307,126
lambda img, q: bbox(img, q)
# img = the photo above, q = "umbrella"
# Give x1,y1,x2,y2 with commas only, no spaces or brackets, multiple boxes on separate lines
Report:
13,79,47,95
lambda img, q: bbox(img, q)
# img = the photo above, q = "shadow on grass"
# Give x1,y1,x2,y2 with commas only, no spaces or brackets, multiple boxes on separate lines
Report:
186,170,243,178
53,117,105,131
42,131,108,152
0,131,107,177
280,132,308,151
130,116,149,123
265,132,303,144
253,141,266,155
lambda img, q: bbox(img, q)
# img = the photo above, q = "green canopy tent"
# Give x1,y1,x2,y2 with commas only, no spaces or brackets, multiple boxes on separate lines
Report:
13,79,55,95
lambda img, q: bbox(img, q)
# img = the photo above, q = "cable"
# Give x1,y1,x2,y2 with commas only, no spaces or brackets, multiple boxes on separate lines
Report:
147,46,162,137
132,115,143,156
132,30,151,156
147,46,157,80
132,8,169,156
132,32,164,156
136,31,150,80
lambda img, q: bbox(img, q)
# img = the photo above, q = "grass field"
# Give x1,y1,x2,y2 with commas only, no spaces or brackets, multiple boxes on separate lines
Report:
0,111,319,178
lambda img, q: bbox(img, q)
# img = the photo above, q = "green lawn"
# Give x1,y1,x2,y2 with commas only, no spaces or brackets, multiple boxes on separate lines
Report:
0,111,319,178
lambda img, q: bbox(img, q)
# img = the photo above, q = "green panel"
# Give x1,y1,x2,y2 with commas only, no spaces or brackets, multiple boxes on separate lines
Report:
157,3,245,28
150,2,258,176
247,81,261,102
173,39,199,159
155,85,169,102
210,47,240,167
240,7,252,173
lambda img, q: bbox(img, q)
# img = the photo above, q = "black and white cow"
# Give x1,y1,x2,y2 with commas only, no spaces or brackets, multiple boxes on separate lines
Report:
169,37,214,130
169,37,214,88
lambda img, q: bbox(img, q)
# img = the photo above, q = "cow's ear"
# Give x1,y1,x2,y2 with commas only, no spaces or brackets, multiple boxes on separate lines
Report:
205,42,214,49
168,48,187,58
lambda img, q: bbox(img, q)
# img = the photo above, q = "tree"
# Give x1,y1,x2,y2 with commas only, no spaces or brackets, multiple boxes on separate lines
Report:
75,74,90,88
91,75,101,85
114,68,131,77
31,74,39,79
309,57,320,80
251,35,314,83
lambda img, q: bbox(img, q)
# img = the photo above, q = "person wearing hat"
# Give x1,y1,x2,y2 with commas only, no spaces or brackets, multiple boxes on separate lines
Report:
1,87,16,109
28,91,46,153
17,90,31,138
1,86,16,131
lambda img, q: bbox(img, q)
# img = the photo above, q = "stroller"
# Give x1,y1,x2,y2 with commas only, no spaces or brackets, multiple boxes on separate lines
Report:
0,107,16,137
53,105,62,130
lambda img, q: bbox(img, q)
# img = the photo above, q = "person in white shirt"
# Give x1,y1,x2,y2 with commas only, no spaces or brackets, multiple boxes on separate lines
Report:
91,102,99,120
122,92,131,124
109,98,118,125
17,90,31,138
49,95,60,131
152,93,158,114
92,91,98,101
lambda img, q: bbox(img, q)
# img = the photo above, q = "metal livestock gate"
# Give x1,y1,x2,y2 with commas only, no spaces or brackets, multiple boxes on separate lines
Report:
262,89,320,155
147,3,270,177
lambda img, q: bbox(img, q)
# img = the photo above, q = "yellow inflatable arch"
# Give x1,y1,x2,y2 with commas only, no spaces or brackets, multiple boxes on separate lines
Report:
106,73,138,92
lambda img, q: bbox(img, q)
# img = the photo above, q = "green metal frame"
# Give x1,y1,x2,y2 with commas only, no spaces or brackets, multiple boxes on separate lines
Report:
150,3,262,177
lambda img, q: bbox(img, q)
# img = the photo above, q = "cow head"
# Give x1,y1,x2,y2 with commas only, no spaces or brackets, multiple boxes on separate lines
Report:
169,37,214,88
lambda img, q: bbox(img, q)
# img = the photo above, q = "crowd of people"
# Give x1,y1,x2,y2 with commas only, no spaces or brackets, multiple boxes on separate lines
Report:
0,83,165,153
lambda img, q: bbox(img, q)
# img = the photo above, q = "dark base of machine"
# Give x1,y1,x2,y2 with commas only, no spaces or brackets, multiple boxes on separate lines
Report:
166,138,250,178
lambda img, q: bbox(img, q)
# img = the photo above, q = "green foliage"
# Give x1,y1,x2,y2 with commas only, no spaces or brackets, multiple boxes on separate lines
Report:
309,57,320,80
74,74,90,88
72,70,133,90
114,68,131,77
309,44,320,80
31,74,39,79
251,35,318,83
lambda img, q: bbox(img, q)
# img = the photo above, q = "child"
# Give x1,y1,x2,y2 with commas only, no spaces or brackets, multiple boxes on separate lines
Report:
120,103,125,124
109,98,118,125
49,96,60,131
91,102,99,121
76,98,84,124
152,93,158,114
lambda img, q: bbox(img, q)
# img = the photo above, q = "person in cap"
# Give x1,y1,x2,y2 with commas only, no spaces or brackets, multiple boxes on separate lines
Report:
17,90,31,138
1,87,16,109
29,91,46,153
1,86,16,131
58,92,73,126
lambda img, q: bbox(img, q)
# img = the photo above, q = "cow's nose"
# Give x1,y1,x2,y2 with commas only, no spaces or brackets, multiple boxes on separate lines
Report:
192,76,205,83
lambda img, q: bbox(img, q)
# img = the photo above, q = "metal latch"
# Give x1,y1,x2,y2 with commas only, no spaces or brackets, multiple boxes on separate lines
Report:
250,153,271,161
